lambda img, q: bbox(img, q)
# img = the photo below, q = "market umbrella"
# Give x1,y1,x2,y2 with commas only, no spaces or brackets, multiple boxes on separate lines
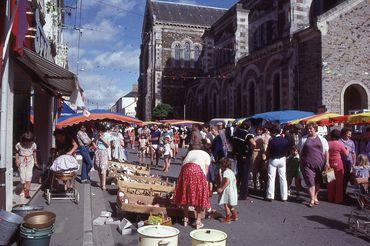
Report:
289,112,340,125
160,119,204,126
336,112,370,125
234,118,248,125
347,112,370,124
252,110,314,124
142,121,162,126
56,109,143,128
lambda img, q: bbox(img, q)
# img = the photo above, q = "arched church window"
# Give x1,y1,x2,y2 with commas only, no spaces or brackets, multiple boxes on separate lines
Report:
184,41,191,67
174,43,181,67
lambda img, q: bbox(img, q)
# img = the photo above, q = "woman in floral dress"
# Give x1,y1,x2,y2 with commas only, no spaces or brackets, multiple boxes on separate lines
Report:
94,125,111,190
173,145,210,229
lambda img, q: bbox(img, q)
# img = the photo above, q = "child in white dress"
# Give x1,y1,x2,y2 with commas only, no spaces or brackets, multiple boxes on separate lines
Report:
15,132,38,199
138,134,148,165
163,137,172,172
217,157,238,223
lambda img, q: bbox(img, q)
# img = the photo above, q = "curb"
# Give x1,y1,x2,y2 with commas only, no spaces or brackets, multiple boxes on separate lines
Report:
83,183,94,246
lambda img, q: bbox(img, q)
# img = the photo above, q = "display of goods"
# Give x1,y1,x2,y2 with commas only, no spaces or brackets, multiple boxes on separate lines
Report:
147,214,163,225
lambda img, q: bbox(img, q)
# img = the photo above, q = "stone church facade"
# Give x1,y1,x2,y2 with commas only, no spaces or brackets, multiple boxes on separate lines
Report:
137,0,227,120
138,0,369,121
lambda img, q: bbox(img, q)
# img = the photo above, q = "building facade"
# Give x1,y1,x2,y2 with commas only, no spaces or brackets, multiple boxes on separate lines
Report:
138,0,369,122
186,0,369,121
137,0,227,120
111,85,139,118
0,0,79,210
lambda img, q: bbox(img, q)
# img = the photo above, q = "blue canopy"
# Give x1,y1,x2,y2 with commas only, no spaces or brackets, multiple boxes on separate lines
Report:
60,102,76,117
251,110,314,124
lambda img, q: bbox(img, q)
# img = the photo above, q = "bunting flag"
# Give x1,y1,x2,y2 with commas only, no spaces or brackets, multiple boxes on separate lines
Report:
10,0,29,56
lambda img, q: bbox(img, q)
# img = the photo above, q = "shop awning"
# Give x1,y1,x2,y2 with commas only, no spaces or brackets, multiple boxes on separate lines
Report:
16,48,78,96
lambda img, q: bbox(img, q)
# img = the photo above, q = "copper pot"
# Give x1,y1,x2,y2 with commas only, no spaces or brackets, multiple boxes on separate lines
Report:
23,211,56,229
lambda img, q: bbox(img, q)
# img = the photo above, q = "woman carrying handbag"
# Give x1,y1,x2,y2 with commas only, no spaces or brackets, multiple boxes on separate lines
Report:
298,123,330,207
327,129,349,204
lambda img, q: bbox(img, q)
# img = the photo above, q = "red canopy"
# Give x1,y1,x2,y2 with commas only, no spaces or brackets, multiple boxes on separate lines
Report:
57,110,142,128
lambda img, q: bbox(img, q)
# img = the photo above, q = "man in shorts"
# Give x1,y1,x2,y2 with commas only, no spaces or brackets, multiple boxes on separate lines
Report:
150,124,161,167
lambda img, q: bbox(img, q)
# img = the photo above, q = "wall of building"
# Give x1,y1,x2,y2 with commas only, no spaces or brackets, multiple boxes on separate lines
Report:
318,0,369,113
294,28,322,113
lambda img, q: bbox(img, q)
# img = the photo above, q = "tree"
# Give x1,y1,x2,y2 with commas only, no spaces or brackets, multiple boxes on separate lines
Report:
152,103,174,120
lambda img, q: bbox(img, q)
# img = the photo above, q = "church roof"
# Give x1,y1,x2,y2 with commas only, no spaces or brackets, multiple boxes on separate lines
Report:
150,0,227,27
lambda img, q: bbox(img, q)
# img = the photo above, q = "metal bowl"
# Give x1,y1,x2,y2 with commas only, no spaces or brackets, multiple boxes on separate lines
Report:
23,211,56,229
12,204,44,217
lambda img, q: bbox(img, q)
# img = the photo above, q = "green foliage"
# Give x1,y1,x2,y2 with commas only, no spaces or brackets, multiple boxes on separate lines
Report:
152,103,174,120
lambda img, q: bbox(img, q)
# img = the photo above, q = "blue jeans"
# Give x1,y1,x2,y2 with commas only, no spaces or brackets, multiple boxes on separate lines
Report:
79,146,93,180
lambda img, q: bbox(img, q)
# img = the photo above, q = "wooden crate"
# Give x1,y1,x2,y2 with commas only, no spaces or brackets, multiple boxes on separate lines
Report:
109,161,150,171
108,167,149,177
116,195,202,218
118,180,175,194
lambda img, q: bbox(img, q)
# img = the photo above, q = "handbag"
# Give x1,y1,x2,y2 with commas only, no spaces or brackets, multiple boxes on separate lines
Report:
322,168,336,183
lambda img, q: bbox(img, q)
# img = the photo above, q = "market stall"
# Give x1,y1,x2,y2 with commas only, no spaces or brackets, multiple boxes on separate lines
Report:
56,109,143,128
252,110,314,124
331,112,370,125
289,112,341,125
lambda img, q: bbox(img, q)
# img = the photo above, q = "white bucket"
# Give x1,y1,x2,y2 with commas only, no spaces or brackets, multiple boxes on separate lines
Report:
137,225,179,246
190,229,227,246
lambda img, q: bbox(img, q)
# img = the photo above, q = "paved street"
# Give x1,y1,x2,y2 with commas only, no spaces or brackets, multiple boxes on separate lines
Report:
30,148,369,246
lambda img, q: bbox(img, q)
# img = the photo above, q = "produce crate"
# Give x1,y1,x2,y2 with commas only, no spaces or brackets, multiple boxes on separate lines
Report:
116,194,199,218
109,161,150,172
118,180,175,196
108,162,150,177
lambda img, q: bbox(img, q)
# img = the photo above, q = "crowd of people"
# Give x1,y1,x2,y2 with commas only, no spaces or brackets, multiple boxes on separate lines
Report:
14,119,370,228
170,121,370,227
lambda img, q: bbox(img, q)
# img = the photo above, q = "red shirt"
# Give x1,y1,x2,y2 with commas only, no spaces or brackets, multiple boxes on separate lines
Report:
328,140,348,171
173,133,180,144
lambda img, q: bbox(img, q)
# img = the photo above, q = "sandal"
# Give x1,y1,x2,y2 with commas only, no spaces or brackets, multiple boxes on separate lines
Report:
308,201,315,207
195,222,204,229
314,200,319,205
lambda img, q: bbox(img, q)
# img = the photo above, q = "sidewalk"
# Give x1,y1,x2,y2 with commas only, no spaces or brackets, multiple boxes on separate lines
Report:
12,169,42,207
29,176,86,245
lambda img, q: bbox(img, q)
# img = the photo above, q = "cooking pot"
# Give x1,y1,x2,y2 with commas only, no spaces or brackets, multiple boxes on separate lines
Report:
190,229,227,246
23,211,56,229
137,225,179,246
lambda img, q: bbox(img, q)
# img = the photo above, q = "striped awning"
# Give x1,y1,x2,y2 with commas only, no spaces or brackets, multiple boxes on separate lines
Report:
16,48,78,96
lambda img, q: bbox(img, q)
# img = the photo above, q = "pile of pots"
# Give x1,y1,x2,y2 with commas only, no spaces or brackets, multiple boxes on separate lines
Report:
19,211,56,246
0,205,56,246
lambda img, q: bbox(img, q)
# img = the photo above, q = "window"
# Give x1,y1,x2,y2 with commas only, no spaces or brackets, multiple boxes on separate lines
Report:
174,43,181,67
273,74,281,110
194,45,201,65
184,42,191,67
248,82,256,115
235,84,242,117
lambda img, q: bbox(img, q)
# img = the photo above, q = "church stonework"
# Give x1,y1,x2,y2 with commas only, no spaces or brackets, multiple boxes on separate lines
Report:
138,0,369,121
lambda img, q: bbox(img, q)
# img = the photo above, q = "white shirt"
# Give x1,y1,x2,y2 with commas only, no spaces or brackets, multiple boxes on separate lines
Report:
183,150,210,175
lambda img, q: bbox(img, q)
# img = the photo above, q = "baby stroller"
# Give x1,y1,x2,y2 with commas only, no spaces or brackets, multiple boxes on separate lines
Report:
45,154,80,205
348,176,369,238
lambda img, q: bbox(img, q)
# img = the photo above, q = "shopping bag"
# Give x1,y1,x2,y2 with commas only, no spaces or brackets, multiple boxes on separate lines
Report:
322,168,336,183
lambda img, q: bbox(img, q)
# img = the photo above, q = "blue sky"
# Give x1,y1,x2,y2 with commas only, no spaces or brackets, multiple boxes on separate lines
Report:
63,0,238,109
